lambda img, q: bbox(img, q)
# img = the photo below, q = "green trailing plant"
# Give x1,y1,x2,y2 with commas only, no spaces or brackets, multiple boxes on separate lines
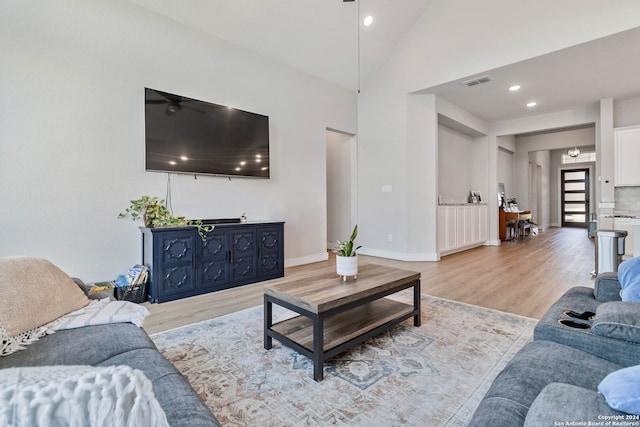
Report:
118,196,213,240
332,225,362,257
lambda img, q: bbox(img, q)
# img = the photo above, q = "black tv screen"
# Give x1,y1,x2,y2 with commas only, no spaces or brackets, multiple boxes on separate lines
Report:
145,88,270,178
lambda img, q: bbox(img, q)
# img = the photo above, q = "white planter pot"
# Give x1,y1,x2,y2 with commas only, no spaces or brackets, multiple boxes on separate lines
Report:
336,255,358,281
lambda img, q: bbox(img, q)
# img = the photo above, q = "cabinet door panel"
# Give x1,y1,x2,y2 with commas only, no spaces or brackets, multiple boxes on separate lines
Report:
615,126,640,186
198,230,229,289
445,208,457,250
159,264,196,296
161,234,195,263
477,205,488,242
230,229,256,282
200,259,228,285
202,232,226,258
154,231,196,299
257,225,284,278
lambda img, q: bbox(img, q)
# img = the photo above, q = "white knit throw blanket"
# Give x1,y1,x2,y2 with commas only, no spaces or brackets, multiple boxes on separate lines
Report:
0,365,170,427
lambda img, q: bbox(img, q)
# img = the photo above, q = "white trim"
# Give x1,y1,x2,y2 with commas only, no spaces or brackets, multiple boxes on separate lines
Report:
359,248,439,262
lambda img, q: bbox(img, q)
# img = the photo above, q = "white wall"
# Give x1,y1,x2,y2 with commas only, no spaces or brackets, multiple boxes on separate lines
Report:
614,97,640,128
438,125,475,203
358,0,640,259
0,0,356,280
497,135,516,203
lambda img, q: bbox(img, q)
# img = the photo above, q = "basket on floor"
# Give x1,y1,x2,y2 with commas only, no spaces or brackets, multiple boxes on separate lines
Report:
115,280,148,303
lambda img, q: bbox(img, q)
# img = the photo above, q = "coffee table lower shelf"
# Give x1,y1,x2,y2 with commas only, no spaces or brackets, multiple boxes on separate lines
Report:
266,298,417,380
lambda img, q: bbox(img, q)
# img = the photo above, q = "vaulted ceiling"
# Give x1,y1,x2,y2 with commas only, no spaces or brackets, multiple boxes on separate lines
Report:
128,0,640,123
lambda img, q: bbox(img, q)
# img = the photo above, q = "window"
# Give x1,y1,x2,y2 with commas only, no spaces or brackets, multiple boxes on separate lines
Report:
561,152,596,164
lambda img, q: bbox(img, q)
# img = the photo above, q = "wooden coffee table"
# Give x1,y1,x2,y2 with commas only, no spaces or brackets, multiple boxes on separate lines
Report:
263,263,421,381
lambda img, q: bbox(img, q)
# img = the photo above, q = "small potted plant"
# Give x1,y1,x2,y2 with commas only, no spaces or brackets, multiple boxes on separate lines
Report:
333,225,362,282
118,196,213,240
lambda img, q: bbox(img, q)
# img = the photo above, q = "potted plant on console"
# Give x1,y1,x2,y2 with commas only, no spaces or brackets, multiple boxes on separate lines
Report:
118,196,213,240
333,225,362,282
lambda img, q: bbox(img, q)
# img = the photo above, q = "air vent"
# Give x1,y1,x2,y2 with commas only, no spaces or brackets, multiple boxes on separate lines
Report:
462,75,493,87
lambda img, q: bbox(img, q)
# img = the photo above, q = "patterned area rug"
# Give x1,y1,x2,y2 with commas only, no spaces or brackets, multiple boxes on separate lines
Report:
151,293,536,426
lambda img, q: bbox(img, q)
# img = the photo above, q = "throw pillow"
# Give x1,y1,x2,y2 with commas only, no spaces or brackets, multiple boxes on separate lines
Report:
0,365,170,426
592,301,640,343
599,365,640,415
619,256,640,302
0,257,89,337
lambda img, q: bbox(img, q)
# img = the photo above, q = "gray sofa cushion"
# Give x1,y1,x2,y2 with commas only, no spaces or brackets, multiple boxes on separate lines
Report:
0,323,157,369
592,301,640,342
468,340,622,427
0,323,220,427
534,286,640,367
524,383,625,426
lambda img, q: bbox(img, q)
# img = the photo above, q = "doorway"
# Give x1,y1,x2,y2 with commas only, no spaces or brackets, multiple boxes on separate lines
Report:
561,168,589,228
326,129,357,249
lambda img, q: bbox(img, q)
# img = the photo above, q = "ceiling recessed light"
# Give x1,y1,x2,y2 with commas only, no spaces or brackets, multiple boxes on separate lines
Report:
509,85,521,91
526,102,537,108
363,15,373,26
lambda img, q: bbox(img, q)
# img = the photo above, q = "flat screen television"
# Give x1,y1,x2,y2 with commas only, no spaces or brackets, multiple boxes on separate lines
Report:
144,88,270,178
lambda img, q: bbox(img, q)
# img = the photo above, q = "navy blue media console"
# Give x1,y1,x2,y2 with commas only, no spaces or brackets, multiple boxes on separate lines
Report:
141,221,284,303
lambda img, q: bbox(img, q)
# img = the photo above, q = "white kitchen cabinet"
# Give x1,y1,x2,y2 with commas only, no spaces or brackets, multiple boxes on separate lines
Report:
476,205,488,242
614,126,640,186
437,206,457,252
438,204,488,255
456,206,473,248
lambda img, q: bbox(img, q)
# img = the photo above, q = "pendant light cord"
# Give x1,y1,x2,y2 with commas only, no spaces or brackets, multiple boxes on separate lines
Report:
357,0,361,94
166,173,173,214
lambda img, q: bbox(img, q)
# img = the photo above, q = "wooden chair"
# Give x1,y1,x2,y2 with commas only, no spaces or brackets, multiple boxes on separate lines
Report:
506,219,518,240
517,212,532,239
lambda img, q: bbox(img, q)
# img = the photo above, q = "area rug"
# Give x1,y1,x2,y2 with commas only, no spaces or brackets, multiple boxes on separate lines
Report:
151,294,536,426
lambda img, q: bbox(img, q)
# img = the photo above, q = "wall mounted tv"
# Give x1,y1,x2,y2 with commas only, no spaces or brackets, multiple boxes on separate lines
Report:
145,88,270,178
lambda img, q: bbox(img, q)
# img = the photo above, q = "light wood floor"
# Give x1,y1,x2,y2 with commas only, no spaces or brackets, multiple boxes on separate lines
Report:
142,226,596,335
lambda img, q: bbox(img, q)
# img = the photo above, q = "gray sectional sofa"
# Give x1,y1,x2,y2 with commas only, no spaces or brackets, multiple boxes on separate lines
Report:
0,280,221,427
469,271,640,426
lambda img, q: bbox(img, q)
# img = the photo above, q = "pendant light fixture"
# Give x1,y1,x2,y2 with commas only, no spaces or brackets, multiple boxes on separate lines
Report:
567,147,581,158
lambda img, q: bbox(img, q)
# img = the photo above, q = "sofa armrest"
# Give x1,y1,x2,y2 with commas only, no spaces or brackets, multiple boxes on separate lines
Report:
72,277,89,296
594,272,622,302
592,301,640,343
